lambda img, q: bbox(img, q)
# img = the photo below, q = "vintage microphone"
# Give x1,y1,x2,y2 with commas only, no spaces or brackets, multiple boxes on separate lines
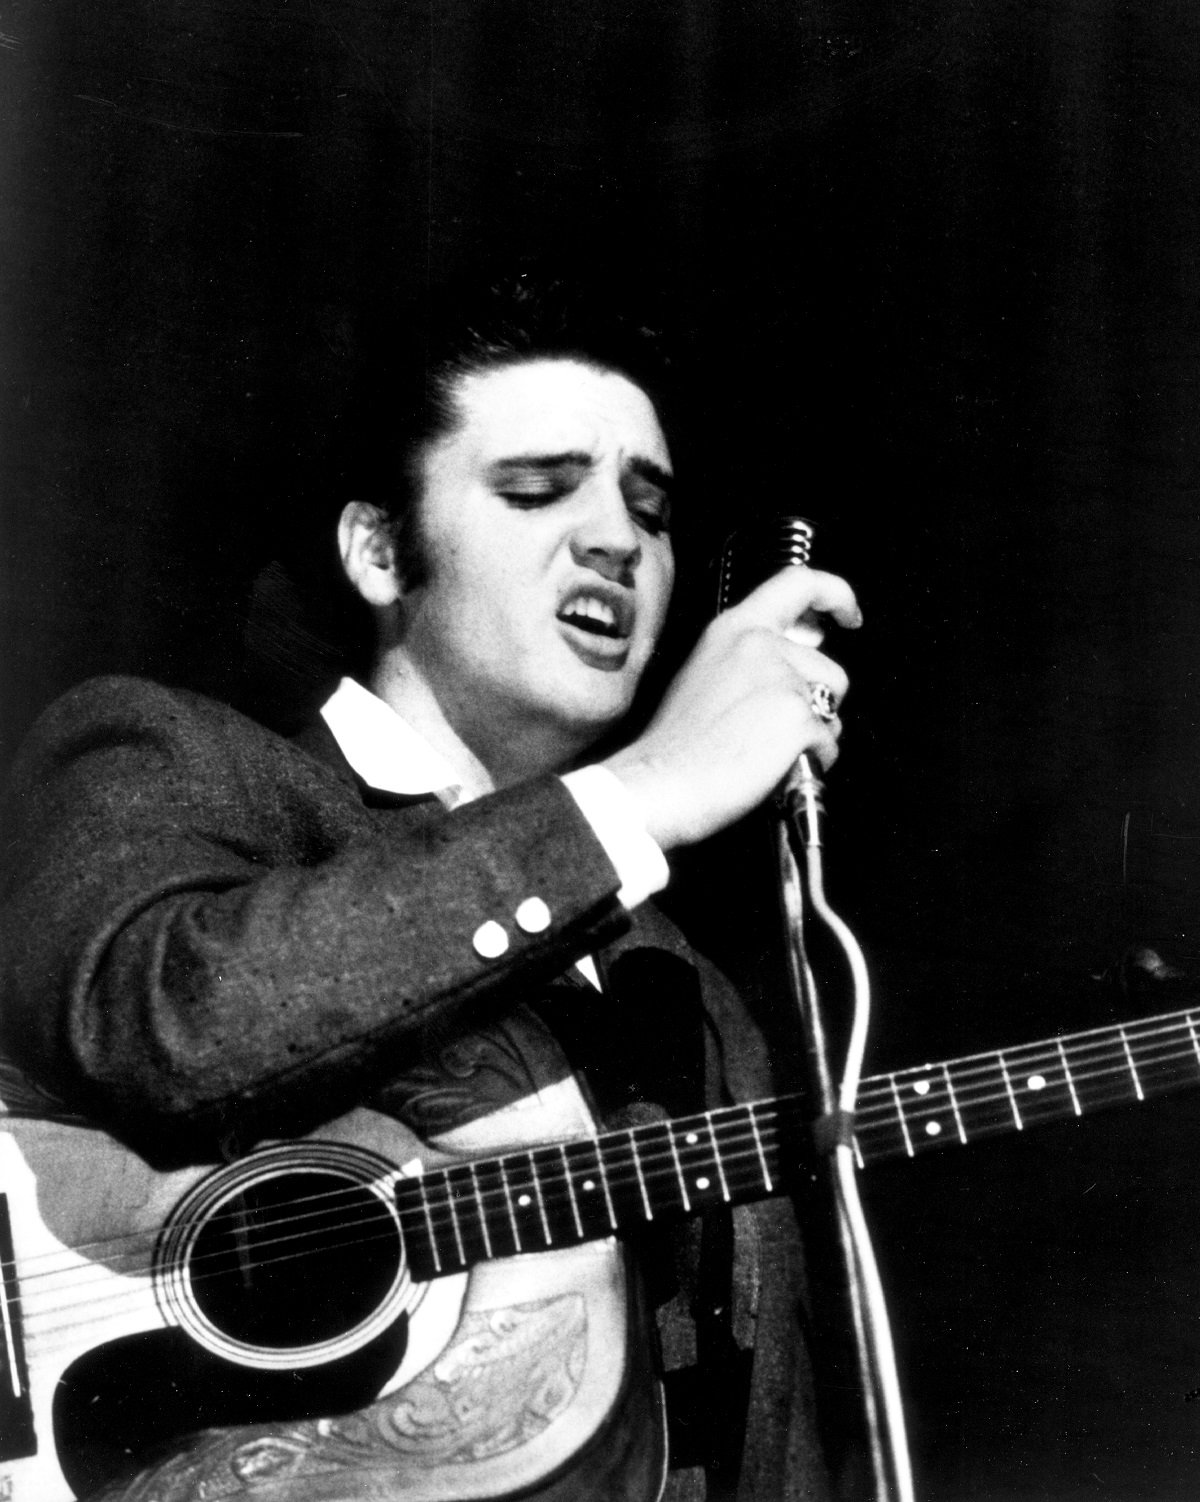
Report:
716,518,915,1502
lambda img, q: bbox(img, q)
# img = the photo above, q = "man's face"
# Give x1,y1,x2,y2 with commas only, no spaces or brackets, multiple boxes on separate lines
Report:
398,358,675,766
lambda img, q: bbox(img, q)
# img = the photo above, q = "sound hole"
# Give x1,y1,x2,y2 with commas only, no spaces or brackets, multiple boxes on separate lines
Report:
188,1170,401,1349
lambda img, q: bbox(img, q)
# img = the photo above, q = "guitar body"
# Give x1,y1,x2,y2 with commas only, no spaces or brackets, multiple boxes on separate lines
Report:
0,1025,666,1502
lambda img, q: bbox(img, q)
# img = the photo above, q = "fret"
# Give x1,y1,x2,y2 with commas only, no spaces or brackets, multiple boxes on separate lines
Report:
627,1129,654,1219
704,1112,733,1202
747,1105,775,1190
1187,1014,1200,1072
664,1123,691,1212
557,1142,585,1238
1119,1027,1144,1101
888,1074,914,1158
467,1164,494,1258
941,1063,967,1143
413,1176,442,1275
559,1137,618,1236
997,1052,1023,1130
496,1160,522,1249
524,1150,554,1245
1056,1038,1082,1115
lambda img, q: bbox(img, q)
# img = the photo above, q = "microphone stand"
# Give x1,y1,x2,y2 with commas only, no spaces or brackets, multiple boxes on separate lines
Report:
775,756,915,1502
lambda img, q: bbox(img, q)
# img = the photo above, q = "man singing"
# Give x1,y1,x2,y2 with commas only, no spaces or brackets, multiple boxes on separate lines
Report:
0,277,860,1500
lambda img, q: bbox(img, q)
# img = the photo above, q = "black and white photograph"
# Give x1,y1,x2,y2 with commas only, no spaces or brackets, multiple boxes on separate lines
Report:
2,3,1199,1498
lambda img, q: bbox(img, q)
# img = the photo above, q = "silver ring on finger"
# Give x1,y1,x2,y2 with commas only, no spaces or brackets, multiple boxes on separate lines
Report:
808,682,839,723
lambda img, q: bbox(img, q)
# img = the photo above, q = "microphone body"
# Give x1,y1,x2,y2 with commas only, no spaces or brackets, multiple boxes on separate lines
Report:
715,515,826,838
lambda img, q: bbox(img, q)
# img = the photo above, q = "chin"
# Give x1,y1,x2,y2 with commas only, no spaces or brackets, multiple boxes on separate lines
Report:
549,689,635,748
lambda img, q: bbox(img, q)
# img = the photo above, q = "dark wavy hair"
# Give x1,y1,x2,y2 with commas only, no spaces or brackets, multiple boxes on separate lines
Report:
242,268,678,728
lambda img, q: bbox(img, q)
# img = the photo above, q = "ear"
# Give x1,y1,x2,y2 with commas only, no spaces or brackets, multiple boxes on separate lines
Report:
338,501,404,607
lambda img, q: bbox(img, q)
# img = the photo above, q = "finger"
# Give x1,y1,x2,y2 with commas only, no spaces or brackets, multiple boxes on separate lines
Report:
731,566,862,633
805,729,847,769
783,616,824,649
804,723,842,774
787,646,851,706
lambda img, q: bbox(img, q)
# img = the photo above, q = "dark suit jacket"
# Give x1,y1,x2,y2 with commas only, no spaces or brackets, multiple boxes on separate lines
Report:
0,676,837,1500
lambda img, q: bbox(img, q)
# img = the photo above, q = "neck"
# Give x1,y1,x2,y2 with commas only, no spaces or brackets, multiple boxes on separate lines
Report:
366,657,592,794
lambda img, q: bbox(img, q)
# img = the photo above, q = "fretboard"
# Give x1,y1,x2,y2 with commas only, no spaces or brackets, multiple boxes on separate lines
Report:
853,1003,1200,1164
393,1095,808,1280
392,1003,1200,1280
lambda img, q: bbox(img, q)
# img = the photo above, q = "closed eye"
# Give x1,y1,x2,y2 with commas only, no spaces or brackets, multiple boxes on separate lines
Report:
622,464,672,535
489,456,590,506
623,481,671,535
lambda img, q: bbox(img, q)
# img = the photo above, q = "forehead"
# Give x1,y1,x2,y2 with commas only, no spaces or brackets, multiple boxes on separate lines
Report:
444,359,672,469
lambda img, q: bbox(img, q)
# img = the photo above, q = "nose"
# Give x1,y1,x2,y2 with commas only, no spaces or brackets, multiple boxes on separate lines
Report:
568,481,642,584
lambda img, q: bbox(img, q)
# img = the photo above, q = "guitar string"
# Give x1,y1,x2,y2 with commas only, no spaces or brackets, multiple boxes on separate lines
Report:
12,1080,1195,1355
16,1118,806,1346
15,1059,1199,1355
11,1015,1200,1301
853,1021,1200,1129
852,1012,1200,1114
12,1013,1200,1297
12,1018,1200,1347
14,1109,806,1323
17,1054,1198,1356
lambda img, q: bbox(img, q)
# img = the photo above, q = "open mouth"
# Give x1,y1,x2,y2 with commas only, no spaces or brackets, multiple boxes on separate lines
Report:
556,588,633,642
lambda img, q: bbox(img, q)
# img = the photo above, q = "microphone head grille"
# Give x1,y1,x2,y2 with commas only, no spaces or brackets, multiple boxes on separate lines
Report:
716,516,817,613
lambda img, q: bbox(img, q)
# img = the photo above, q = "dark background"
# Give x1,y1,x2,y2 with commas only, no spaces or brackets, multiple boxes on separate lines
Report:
4,1,1200,1497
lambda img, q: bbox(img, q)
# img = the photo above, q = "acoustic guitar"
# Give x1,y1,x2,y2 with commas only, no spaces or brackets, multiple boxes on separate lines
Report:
2,999,1198,1500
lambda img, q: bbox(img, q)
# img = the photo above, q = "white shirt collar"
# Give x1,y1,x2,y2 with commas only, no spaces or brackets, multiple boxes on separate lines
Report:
319,676,466,808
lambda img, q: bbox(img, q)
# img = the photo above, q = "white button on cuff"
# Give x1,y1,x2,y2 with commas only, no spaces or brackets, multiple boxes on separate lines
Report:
472,920,509,959
515,896,552,934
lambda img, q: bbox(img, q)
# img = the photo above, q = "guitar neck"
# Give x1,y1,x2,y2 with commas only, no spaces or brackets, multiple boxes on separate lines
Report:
395,1095,807,1280
394,1003,1200,1279
854,1002,1200,1164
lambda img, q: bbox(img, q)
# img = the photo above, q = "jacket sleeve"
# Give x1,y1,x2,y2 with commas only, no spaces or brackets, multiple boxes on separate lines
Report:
0,677,631,1155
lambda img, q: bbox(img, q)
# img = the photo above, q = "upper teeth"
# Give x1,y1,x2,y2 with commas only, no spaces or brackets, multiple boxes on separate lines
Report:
565,597,618,629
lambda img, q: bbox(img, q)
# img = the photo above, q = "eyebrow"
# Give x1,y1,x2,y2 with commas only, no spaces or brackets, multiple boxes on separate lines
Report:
486,452,675,491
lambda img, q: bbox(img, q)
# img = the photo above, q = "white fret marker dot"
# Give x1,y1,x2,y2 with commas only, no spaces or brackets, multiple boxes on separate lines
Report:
1027,1074,1047,1091
517,1193,531,1207
913,1079,932,1096
695,1176,711,1190
925,1120,942,1137
685,1132,699,1145
582,1179,596,1192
